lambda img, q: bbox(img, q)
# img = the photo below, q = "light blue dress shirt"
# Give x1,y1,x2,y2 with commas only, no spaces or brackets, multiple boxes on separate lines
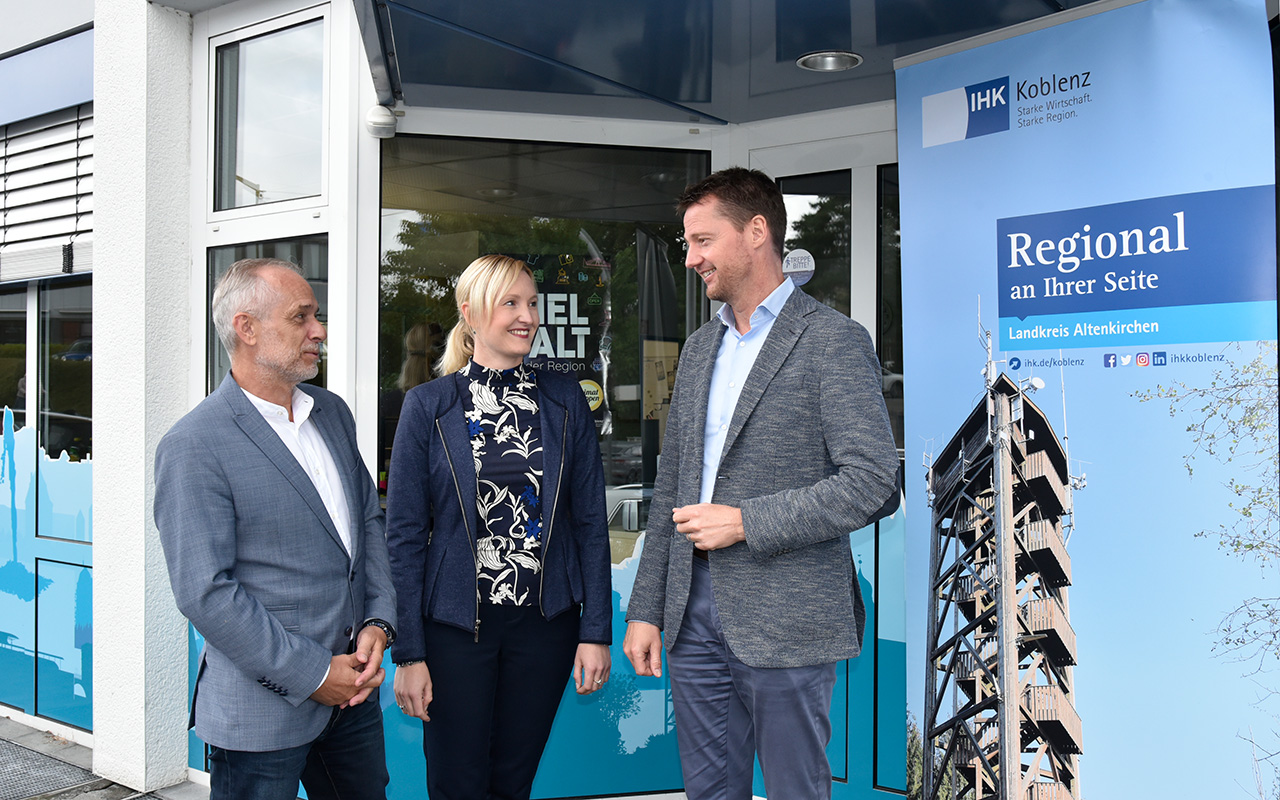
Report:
699,277,796,504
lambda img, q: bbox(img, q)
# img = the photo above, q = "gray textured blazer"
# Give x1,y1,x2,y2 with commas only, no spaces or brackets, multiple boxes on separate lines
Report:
626,287,899,668
154,374,396,751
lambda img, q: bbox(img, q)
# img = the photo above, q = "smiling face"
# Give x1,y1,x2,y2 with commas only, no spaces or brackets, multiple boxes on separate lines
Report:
682,197,759,308
251,267,327,386
464,270,539,370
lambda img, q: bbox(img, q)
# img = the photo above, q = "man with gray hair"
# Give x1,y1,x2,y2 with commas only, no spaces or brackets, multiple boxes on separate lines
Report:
155,258,396,800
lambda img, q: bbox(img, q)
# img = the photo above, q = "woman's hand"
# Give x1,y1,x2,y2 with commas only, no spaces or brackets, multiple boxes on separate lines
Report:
393,662,433,720
573,643,611,695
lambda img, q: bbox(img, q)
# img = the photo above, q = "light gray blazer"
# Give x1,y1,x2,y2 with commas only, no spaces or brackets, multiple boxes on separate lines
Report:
154,374,396,751
627,288,899,668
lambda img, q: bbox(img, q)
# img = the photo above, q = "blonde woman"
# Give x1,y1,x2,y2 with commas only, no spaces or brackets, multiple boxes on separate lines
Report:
386,255,611,799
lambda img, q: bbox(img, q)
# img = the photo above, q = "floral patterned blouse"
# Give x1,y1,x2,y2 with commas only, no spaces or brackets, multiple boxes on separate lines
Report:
456,360,544,606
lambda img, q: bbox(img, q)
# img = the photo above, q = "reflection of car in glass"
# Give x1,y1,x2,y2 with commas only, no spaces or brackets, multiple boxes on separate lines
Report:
604,440,643,484
55,339,92,362
881,362,903,398
605,483,652,564
41,411,92,460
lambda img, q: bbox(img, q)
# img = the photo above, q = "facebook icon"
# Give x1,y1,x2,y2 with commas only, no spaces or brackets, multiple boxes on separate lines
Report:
1103,353,1117,368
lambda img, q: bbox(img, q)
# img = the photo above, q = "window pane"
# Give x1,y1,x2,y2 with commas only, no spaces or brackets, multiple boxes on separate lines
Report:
779,170,851,317
0,288,26,430
213,19,324,210
378,137,707,513
207,236,328,393
878,165,904,454
40,280,91,461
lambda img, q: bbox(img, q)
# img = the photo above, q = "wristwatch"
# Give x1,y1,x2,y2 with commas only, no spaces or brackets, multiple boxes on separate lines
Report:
361,618,396,647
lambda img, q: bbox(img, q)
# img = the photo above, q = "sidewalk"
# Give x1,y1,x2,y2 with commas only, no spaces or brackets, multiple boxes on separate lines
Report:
0,716,688,800
0,717,207,800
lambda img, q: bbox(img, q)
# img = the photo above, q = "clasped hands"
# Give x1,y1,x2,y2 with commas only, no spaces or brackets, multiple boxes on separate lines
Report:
310,625,387,708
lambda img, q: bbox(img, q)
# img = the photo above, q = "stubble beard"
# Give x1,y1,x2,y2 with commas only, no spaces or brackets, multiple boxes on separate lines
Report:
256,350,320,386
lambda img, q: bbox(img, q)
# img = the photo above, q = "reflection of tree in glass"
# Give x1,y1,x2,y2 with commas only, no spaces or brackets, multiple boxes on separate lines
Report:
1135,341,1279,669
785,194,851,315
379,211,686,446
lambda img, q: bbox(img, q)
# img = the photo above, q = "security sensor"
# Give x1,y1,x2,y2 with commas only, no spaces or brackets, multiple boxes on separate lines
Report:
365,105,397,139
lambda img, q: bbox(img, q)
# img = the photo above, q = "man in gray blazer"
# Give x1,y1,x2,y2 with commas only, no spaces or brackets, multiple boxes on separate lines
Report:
155,259,396,800
624,168,899,800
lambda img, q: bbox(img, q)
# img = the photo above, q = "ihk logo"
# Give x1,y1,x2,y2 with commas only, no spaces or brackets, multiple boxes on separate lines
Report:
1009,357,1021,370
1136,353,1150,367
922,77,1010,147
1152,351,1167,366
1103,353,1117,368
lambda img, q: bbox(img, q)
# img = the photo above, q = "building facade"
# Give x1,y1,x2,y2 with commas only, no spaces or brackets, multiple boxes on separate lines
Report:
0,0,1272,797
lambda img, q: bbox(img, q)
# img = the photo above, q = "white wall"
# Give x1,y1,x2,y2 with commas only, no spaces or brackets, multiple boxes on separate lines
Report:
92,0,194,790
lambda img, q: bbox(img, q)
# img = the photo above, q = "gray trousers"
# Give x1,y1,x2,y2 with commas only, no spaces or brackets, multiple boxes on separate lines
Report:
668,556,838,800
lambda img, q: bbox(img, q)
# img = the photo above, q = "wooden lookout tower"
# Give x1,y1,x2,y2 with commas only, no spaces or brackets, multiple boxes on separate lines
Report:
924,370,1082,800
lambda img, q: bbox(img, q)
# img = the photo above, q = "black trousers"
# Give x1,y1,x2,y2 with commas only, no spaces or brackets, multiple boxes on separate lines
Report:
421,603,579,800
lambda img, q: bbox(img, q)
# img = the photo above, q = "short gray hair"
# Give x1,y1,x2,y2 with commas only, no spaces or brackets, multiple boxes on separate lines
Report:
211,258,303,354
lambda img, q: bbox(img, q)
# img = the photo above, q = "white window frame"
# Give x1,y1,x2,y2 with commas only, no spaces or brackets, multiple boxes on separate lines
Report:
190,0,365,418
202,5,331,223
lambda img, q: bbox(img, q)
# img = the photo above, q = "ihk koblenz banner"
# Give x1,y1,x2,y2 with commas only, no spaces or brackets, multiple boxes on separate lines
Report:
895,1,1276,798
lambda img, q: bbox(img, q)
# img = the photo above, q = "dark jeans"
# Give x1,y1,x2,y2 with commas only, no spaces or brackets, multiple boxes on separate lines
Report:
208,697,388,800
421,603,580,800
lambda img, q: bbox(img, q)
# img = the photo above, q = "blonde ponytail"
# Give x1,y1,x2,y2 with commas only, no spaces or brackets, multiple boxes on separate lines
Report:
436,320,475,376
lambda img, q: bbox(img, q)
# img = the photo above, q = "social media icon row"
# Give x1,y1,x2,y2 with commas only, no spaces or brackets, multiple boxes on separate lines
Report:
1103,352,1166,367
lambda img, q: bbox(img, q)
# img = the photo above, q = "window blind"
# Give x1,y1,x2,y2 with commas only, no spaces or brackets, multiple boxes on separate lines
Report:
0,102,93,282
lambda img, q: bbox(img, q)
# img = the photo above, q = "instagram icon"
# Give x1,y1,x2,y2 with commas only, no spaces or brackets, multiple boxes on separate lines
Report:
1136,353,1150,367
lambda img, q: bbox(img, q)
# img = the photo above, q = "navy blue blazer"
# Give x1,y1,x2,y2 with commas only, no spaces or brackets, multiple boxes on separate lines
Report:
386,364,611,662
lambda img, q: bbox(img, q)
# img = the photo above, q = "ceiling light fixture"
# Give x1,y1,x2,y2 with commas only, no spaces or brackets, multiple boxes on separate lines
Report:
476,187,518,198
795,50,863,72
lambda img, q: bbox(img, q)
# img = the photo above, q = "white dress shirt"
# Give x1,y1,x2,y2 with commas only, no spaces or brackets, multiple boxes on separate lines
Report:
699,277,795,503
242,386,353,556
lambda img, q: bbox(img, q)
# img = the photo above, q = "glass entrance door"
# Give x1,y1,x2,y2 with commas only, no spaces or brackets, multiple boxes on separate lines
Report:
377,135,709,798
753,127,907,799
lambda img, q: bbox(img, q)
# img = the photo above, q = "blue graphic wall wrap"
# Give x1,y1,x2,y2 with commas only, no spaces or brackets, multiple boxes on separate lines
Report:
186,510,907,799
0,407,94,730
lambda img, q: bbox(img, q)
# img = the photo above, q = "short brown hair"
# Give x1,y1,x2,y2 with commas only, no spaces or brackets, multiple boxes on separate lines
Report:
677,167,786,260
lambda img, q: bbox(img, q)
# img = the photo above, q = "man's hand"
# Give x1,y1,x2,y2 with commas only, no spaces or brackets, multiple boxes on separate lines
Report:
623,621,663,678
673,503,745,551
393,662,433,721
573,644,611,695
310,653,385,707
343,625,389,707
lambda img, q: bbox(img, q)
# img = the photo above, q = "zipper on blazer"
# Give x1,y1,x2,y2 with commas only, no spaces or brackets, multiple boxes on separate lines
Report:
538,408,569,619
436,419,481,642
